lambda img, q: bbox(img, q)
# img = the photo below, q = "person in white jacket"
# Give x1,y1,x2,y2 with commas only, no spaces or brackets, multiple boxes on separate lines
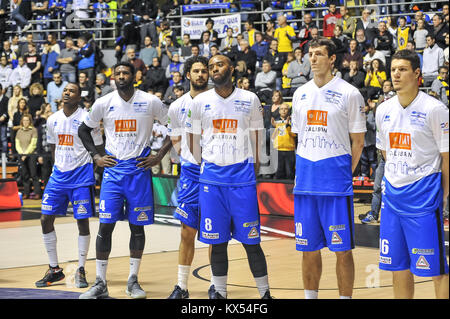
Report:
0,56,11,95
10,56,31,95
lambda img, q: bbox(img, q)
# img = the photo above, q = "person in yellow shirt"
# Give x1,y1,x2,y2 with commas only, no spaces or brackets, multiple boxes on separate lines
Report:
364,58,387,100
243,20,256,48
271,103,296,180
281,52,295,96
274,15,297,57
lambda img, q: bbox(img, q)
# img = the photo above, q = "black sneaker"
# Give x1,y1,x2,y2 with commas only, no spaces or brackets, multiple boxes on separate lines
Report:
208,285,226,299
168,285,189,299
75,267,88,288
358,211,371,221
35,266,65,287
261,290,273,299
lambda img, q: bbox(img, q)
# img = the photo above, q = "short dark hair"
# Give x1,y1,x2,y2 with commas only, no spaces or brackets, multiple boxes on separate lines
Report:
113,61,136,76
391,49,421,71
205,18,214,26
184,55,209,78
66,82,81,95
308,36,336,57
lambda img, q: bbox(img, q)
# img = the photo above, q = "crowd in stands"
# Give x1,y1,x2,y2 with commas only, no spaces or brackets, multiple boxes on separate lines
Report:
0,0,449,200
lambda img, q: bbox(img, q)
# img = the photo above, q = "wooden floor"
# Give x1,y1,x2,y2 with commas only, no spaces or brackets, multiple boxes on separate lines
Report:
0,200,444,300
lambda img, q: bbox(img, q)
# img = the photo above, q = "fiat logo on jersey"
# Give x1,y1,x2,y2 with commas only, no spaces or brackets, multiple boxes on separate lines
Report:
58,134,74,146
213,119,238,133
389,132,411,150
307,110,328,126
115,119,137,132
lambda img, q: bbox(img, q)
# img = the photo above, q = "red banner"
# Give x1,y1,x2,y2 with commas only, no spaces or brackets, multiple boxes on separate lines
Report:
0,179,21,210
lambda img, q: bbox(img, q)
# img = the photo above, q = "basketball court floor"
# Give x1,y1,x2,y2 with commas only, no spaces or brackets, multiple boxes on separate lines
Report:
0,198,447,300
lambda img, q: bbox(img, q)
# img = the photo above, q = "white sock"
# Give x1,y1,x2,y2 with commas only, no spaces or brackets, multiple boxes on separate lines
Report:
43,231,58,268
305,289,318,299
129,258,141,280
254,275,270,298
212,275,227,298
340,295,352,299
96,259,108,283
177,265,190,290
78,235,90,268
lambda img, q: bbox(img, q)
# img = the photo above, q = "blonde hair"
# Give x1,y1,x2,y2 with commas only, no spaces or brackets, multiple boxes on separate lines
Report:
29,82,44,96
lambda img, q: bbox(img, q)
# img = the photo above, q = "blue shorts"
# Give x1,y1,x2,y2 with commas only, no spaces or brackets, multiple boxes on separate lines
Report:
199,183,261,245
173,172,200,229
294,194,355,252
99,168,154,226
379,205,449,277
41,184,95,219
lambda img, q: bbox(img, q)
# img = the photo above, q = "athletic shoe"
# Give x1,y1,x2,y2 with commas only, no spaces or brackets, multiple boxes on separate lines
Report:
361,211,377,224
35,266,65,287
261,290,273,299
208,285,226,299
125,275,147,299
167,285,189,299
75,267,88,288
22,23,33,32
358,211,371,220
79,277,108,299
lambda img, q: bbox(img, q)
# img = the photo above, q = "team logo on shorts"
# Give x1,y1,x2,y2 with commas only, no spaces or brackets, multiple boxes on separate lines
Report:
202,232,219,239
248,227,259,239
331,232,343,244
137,212,149,221
416,256,430,270
77,204,88,215
379,256,392,264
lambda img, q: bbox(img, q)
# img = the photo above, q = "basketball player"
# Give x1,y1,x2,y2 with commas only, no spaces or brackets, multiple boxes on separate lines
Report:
186,54,272,299
167,56,211,299
35,83,103,288
78,62,171,299
375,49,449,299
291,37,366,299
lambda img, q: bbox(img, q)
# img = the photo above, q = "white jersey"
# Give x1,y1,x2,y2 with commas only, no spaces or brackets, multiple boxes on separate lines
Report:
167,92,197,165
185,87,264,186
376,91,449,188
46,107,103,187
84,89,168,161
186,88,264,166
291,76,366,195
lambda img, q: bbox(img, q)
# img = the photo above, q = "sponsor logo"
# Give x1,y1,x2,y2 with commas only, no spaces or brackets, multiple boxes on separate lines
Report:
212,119,238,133
412,248,435,255
133,102,148,113
204,104,211,111
383,115,390,122
329,224,346,231
77,204,88,215
441,122,449,134
389,132,411,150
134,206,152,212
233,100,251,113
379,256,392,264
300,93,307,100
324,90,342,104
416,255,430,270
115,119,137,132
99,213,111,219
108,106,115,112
202,232,219,239
73,200,89,205
307,110,328,126
58,134,74,146
175,207,188,219
296,238,308,245
41,204,53,211
243,220,259,228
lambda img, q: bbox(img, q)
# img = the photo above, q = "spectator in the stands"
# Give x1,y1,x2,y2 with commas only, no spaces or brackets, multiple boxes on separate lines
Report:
42,41,59,88
140,36,158,68
264,39,286,91
57,37,78,83
8,85,25,121
0,56,11,94
144,57,168,94
0,83,8,154
364,58,386,100
413,19,429,54
46,70,67,112
265,19,276,41
363,42,386,72
235,39,257,79
342,39,364,72
179,34,193,62
199,31,217,59
343,60,365,89
395,16,412,51
27,82,45,118
281,51,295,97
431,13,449,50
287,47,311,96
331,25,349,72
243,19,257,48
323,3,342,38
165,52,184,82
355,8,378,43
422,34,445,87
31,0,50,41
164,71,183,105
337,6,356,40
205,18,219,44
298,12,317,50
274,15,296,58
78,70,94,104
24,42,42,85
16,113,41,199
95,73,113,100
126,47,147,76
220,27,238,56
255,60,276,105
10,56,31,96
75,35,95,87
430,65,449,105
11,97,29,155
252,31,269,69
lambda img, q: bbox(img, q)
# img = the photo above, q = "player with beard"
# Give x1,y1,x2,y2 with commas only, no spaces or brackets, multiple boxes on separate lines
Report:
78,61,171,299
186,54,272,299
167,56,213,299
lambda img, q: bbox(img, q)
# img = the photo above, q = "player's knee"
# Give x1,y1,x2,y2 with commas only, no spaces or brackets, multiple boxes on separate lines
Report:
40,214,55,234
180,223,197,243
96,222,115,253
243,243,268,278
129,223,146,251
77,218,90,236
